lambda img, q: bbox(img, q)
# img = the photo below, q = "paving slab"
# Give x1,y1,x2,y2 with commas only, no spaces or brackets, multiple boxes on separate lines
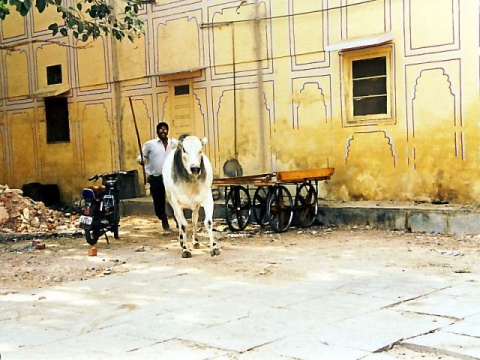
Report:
238,334,370,360
404,331,480,359
391,287,480,319
444,320,480,338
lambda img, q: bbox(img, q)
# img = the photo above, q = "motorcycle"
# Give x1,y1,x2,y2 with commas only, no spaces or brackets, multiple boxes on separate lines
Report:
78,171,126,245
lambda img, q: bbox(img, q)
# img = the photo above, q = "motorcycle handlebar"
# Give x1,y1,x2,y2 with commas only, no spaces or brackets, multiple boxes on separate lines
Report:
87,173,102,181
87,171,128,182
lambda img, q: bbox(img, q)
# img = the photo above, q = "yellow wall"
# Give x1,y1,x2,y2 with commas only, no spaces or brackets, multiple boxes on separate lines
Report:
0,0,479,205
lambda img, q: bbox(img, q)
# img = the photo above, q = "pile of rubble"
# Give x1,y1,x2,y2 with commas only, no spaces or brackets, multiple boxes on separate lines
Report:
0,184,80,236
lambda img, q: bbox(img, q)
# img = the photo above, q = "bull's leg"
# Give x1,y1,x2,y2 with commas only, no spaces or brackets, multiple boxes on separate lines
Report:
204,197,220,257
191,207,200,249
173,207,191,258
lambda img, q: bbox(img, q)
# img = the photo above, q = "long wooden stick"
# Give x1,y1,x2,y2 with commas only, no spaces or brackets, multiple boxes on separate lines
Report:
128,97,147,186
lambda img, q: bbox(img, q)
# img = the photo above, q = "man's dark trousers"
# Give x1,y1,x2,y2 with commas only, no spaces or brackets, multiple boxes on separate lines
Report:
148,175,167,221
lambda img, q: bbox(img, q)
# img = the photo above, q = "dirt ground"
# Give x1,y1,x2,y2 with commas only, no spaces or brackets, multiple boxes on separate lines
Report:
1,215,479,359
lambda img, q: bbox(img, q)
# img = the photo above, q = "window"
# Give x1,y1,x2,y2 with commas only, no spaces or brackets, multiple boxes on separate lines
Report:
47,65,62,85
352,57,387,115
341,46,394,125
174,84,190,96
45,97,70,143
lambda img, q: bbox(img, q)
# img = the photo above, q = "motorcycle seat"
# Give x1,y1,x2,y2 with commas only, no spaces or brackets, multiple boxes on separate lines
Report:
88,185,106,197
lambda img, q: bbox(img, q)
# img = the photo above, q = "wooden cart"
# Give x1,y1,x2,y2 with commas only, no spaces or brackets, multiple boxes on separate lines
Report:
212,168,334,233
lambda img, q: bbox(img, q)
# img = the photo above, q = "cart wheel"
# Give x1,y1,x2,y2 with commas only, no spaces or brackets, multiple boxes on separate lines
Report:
225,186,252,231
253,186,270,226
267,185,293,233
294,183,318,228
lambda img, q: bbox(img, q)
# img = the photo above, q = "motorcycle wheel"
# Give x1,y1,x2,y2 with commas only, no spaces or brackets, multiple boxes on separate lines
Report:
85,229,100,246
112,224,119,239
112,202,120,239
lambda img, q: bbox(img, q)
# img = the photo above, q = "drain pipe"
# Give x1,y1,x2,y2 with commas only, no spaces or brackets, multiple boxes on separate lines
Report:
254,0,267,172
110,18,123,171
232,24,238,160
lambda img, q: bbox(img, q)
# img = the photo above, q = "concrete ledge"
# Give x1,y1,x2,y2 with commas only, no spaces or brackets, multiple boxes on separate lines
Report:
318,201,480,235
318,206,408,230
121,198,480,235
120,197,225,219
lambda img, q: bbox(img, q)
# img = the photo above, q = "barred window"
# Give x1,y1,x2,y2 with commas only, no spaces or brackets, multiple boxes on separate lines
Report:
342,46,394,125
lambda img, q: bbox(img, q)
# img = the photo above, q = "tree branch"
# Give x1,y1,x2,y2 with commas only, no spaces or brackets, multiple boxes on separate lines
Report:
0,39,94,51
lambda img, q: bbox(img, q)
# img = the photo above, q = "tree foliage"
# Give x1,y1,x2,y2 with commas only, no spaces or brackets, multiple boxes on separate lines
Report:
0,0,145,42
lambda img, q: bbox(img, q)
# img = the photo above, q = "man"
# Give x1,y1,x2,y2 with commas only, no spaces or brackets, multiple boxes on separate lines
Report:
137,122,176,230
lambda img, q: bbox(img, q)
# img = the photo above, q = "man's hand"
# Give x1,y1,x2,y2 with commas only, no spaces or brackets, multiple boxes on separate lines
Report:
136,152,147,165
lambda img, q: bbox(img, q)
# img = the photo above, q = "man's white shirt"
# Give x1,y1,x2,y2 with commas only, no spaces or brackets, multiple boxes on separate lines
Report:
137,138,177,176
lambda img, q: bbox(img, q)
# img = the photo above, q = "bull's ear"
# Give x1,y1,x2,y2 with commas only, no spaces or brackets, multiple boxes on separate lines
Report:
201,137,208,146
171,138,180,149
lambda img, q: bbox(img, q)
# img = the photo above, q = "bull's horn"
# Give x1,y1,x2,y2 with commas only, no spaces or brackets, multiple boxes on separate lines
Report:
201,137,208,145
178,134,190,142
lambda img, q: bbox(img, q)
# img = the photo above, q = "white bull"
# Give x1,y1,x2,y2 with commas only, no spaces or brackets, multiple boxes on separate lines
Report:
162,135,220,258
